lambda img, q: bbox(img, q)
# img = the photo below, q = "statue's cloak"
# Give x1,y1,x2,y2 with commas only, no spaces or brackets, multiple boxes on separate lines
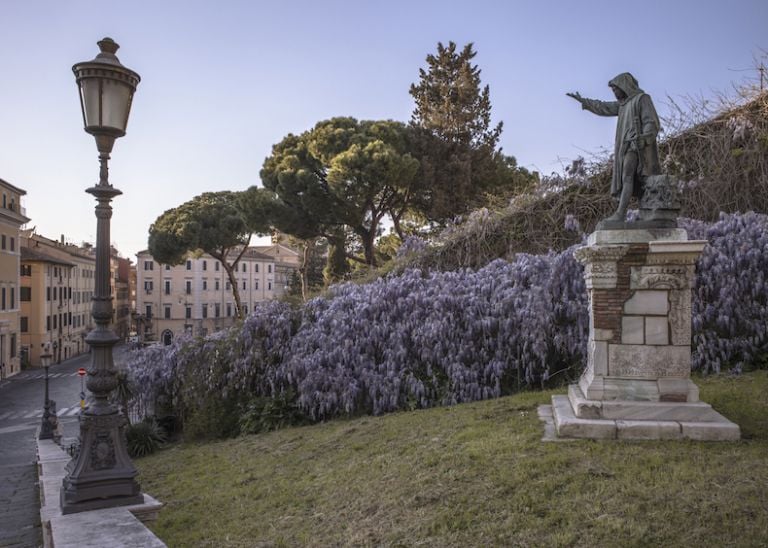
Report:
581,72,661,197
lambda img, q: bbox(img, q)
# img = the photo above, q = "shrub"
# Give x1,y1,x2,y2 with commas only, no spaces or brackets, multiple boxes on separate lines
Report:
682,213,768,373
125,213,768,434
126,417,167,458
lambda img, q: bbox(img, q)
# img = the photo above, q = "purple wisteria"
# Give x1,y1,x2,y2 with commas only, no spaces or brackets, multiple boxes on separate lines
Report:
125,213,768,430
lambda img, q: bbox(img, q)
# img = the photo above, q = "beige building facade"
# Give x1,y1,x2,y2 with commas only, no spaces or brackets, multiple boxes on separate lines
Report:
20,234,96,367
136,247,297,345
0,178,30,378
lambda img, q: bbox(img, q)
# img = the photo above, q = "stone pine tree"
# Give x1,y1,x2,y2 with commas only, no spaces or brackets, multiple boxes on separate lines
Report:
147,190,273,319
260,117,419,272
409,41,531,223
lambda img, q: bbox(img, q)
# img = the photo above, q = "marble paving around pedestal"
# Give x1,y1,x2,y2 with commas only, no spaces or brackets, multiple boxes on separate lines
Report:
540,384,740,441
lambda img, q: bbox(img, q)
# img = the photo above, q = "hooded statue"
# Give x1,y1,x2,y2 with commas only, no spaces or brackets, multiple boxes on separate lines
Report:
567,72,661,223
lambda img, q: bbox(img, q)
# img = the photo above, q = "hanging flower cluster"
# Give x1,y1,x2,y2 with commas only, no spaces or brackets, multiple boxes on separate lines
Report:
124,213,768,429
682,213,768,372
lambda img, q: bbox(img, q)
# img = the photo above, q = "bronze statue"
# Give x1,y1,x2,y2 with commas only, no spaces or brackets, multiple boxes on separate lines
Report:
568,73,661,224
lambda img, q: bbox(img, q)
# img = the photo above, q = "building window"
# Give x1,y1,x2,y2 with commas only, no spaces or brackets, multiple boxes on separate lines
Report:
242,280,246,290
1,235,5,250
255,280,259,290
164,306,171,319
215,303,220,318
21,317,28,333
255,264,259,273
202,279,208,290
10,334,15,358
10,237,14,251
203,260,207,271
10,287,14,309
242,263,247,272
144,260,153,271
268,264,272,274
47,287,51,301
185,306,192,319
226,281,231,290
243,304,248,315
145,305,152,319
164,280,171,295
144,280,153,293
46,316,51,331
53,315,57,329
53,287,57,300
226,303,232,317
186,260,192,270
185,280,192,294
20,264,31,276
165,264,170,271
1,287,6,310
215,279,220,291
202,304,208,318
215,261,220,271
68,287,72,299
268,282,272,291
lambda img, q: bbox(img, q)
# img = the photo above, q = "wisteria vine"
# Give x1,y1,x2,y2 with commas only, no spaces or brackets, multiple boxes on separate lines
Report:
125,213,768,431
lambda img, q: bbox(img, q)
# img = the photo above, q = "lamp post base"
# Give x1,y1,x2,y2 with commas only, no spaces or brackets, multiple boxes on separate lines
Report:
60,411,142,515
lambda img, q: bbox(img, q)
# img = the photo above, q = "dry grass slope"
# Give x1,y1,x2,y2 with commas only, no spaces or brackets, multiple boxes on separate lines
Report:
138,371,768,547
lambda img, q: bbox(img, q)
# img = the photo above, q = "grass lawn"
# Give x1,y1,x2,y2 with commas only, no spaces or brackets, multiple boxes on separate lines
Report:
137,371,768,547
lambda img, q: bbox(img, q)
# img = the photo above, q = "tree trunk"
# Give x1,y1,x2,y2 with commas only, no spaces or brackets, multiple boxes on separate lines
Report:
391,211,405,240
299,238,316,302
324,234,349,285
221,261,245,319
359,227,377,267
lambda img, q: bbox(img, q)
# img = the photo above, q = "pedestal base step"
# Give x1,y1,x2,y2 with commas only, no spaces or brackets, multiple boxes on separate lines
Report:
549,395,740,441
568,384,719,421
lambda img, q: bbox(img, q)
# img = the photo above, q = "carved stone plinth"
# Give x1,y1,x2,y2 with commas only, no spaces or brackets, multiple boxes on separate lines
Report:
60,411,143,514
546,229,740,441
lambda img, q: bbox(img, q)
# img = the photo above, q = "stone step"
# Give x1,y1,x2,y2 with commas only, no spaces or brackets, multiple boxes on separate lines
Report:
550,395,740,441
568,384,722,422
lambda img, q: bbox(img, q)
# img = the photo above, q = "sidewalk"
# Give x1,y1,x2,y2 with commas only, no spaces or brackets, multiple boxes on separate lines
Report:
37,438,165,547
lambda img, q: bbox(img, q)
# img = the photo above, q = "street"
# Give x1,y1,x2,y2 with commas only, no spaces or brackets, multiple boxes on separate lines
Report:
0,346,130,547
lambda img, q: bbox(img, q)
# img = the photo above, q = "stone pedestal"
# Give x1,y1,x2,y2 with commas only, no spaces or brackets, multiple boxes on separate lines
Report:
549,228,740,441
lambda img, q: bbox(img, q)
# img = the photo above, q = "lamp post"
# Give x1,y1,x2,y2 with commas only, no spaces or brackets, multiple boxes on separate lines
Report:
38,352,58,440
60,37,143,514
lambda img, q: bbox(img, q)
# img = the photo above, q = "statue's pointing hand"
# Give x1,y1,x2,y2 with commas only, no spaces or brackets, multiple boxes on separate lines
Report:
566,91,583,103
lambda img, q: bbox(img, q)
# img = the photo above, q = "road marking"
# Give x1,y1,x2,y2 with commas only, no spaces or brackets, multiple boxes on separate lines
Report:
57,408,69,417
66,408,81,416
0,423,37,435
0,412,12,420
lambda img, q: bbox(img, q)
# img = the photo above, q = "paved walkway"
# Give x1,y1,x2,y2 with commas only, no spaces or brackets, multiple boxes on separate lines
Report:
0,462,41,547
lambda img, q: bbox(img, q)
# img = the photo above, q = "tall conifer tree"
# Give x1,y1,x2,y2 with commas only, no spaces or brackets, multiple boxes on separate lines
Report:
408,42,530,224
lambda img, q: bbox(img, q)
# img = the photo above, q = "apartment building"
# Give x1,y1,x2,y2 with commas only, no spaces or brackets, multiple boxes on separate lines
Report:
0,178,30,378
136,248,286,345
20,234,95,366
251,243,300,293
111,253,131,340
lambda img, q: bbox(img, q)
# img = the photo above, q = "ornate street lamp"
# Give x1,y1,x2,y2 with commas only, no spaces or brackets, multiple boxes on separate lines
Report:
38,352,58,441
61,37,143,514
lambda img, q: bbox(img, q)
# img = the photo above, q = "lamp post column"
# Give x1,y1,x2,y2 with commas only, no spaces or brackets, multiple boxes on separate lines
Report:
38,353,57,440
60,37,143,514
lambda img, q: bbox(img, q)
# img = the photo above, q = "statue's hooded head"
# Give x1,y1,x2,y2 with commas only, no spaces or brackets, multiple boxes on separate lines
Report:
608,72,643,102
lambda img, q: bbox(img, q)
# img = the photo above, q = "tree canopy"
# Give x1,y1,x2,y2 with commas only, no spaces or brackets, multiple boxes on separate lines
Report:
409,41,533,223
260,117,419,268
148,190,273,318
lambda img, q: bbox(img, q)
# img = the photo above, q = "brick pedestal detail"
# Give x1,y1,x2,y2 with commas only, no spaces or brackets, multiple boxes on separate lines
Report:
546,228,740,441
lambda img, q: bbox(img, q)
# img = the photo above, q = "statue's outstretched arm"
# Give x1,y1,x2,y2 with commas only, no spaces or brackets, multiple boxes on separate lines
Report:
568,92,619,117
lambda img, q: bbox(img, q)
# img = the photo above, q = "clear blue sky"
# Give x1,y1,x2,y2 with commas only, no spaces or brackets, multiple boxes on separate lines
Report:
1,0,765,259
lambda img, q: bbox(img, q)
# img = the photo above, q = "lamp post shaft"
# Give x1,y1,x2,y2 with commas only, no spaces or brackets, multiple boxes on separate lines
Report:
61,37,142,514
